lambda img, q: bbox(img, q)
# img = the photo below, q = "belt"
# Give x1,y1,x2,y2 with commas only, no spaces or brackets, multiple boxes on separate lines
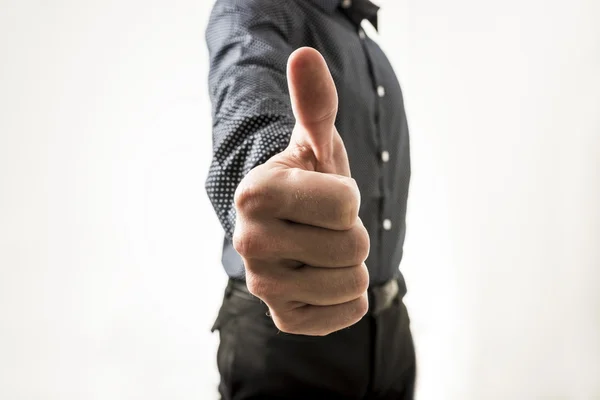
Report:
227,277,400,316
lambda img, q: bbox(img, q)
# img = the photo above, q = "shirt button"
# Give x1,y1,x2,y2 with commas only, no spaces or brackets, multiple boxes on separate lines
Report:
381,151,390,163
341,0,352,9
358,29,366,39
377,85,386,97
383,219,392,231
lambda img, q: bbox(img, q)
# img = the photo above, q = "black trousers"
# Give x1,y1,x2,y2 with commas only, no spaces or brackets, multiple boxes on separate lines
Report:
212,279,416,400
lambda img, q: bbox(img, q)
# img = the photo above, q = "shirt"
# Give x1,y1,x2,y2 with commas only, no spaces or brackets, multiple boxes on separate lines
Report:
205,0,411,286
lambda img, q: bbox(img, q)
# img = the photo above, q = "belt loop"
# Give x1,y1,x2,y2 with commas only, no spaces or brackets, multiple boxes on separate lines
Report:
370,279,399,316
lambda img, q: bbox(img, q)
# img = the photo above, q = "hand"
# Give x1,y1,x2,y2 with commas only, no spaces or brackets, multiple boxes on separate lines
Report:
232,47,370,336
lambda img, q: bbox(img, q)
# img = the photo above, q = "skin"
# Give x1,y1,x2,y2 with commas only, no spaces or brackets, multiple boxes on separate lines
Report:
233,47,371,337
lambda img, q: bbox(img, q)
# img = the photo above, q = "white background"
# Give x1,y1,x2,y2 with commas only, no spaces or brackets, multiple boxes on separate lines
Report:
1,0,599,399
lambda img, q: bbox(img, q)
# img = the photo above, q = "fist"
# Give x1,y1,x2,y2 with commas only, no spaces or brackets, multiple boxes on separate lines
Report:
232,47,370,336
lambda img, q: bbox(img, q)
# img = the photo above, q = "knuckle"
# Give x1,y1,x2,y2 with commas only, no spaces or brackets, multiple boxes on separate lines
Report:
245,272,281,302
232,227,263,258
272,314,301,335
354,294,369,319
231,229,246,256
349,264,370,296
234,173,270,216
352,223,371,264
245,272,269,299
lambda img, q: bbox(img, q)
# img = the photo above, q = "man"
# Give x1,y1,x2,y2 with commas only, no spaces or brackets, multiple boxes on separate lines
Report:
205,0,415,398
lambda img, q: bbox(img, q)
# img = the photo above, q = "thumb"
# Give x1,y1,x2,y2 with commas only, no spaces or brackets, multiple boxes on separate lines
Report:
287,47,338,169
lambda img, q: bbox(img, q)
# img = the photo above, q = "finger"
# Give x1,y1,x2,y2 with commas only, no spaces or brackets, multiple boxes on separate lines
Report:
288,263,370,306
287,47,338,167
236,166,360,230
234,216,369,267
279,167,359,229
271,292,369,336
244,262,369,307
274,220,370,268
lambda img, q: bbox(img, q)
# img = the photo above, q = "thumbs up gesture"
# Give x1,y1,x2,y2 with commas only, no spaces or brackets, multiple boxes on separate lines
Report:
233,48,370,336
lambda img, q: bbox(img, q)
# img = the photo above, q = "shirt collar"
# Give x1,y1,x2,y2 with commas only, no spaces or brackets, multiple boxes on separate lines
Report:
309,0,380,30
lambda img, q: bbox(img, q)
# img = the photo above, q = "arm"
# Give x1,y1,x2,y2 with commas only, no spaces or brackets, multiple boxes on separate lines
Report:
205,0,297,238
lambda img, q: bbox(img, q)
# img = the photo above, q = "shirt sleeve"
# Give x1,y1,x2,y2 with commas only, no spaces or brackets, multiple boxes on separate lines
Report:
205,0,298,239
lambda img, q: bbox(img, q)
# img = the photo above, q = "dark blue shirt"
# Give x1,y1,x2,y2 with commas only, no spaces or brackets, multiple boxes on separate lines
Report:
205,0,411,286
